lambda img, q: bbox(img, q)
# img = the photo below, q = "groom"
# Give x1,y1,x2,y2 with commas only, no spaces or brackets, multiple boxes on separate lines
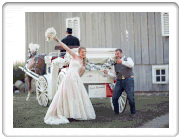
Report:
103,49,136,118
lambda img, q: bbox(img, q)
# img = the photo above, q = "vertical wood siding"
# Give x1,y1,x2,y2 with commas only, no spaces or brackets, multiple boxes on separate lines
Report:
163,36,169,64
25,12,169,92
86,12,92,48
155,12,164,64
80,12,86,47
120,13,127,54
98,12,106,48
105,12,112,48
141,12,149,64
92,12,99,48
126,12,135,62
148,12,156,64
134,12,141,65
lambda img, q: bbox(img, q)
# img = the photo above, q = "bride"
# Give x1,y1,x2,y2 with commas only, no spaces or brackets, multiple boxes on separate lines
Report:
44,36,96,125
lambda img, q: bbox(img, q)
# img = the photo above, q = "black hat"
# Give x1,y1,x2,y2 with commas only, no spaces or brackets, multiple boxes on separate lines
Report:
66,28,72,34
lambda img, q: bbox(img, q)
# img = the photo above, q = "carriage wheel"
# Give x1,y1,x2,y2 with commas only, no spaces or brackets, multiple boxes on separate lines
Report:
110,92,127,113
56,71,66,92
36,76,49,106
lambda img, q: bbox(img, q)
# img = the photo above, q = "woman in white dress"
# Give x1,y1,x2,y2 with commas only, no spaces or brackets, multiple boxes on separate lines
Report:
44,36,96,125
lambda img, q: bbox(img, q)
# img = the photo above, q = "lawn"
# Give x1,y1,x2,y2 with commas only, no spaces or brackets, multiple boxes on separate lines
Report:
162,123,169,128
13,93,169,128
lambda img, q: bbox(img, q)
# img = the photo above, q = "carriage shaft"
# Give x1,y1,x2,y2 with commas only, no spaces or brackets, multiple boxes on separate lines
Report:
19,66,39,81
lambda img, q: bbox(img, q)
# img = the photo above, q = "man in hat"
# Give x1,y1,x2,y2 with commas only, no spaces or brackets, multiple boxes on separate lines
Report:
60,28,80,56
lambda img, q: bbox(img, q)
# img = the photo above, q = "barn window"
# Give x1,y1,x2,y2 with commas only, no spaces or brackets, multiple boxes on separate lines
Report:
161,12,169,36
66,17,80,40
152,65,169,84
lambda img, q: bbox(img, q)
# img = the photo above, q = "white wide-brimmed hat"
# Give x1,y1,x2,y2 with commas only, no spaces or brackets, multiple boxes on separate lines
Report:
29,43,40,52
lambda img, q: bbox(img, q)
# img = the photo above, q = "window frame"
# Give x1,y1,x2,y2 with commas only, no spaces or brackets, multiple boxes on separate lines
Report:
152,65,169,84
161,12,169,36
66,17,81,40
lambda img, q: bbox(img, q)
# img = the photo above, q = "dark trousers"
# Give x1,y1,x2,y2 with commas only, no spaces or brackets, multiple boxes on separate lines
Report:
112,78,136,114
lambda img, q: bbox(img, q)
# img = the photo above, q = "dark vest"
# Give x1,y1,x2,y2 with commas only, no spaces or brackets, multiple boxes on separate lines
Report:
114,57,134,79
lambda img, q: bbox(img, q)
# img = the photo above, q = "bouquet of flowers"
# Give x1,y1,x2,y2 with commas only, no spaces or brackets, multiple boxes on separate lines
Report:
52,57,65,69
45,27,57,42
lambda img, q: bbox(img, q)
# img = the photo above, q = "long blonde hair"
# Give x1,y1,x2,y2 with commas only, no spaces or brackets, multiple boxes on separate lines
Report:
78,46,86,67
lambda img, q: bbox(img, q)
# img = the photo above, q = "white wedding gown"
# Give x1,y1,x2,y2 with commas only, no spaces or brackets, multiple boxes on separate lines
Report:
44,59,96,125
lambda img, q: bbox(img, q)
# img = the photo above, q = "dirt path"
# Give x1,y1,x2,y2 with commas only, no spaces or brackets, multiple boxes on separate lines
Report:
138,113,169,128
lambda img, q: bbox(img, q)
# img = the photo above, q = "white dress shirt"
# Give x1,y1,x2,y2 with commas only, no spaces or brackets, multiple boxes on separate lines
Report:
107,56,134,79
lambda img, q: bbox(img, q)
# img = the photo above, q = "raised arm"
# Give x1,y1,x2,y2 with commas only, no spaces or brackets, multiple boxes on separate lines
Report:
122,57,134,68
103,65,116,79
54,36,77,58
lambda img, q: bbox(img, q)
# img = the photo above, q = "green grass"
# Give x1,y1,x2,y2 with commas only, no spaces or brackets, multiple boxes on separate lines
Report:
13,93,169,128
162,123,169,128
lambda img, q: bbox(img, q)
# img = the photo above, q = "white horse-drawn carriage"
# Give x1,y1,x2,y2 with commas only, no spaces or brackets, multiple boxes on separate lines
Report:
19,46,128,114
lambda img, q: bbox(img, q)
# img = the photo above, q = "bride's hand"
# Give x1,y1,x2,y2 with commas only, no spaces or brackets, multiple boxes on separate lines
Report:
53,36,57,41
81,66,85,71
78,66,85,77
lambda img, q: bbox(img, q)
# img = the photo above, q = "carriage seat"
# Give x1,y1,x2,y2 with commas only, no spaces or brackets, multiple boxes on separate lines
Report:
71,48,117,64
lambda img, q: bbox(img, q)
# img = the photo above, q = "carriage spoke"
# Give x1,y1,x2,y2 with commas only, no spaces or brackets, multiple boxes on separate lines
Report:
37,87,48,93
39,83,47,88
121,94,126,98
43,94,49,106
111,94,127,113
43,93,48,99
121,104,124,110
119,98,124,111
37,87,48,95
119,103,124,111
37,87,42,92
37,83,41,88
37,83,43,90
44,92,47,96
37,90,48,105
37,94,42,99
37,81,48,91
120,97,125,105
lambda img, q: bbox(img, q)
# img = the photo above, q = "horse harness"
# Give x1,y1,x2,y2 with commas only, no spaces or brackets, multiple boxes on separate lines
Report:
28,53,46,73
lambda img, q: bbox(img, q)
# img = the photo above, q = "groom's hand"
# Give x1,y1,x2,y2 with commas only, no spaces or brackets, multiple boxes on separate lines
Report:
103,70,108,75
116,58,122,64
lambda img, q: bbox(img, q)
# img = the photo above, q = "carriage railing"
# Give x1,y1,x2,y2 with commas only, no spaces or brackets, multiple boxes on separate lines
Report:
44,52,66,75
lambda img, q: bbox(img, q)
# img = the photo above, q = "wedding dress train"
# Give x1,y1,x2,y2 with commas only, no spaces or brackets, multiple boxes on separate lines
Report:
44,59,96,125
